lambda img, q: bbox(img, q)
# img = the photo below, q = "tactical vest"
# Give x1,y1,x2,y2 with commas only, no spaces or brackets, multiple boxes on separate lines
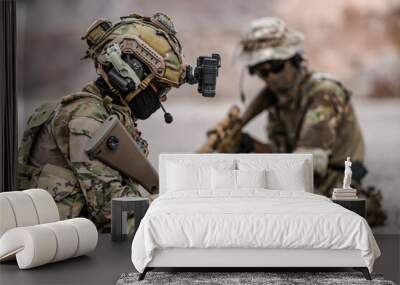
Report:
267,71,353,152
17,92,116,190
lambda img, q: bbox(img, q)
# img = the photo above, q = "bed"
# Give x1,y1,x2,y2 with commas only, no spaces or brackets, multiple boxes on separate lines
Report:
131,153,380,280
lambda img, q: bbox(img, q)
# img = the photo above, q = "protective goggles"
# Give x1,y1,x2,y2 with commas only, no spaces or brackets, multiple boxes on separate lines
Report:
249,60,286,77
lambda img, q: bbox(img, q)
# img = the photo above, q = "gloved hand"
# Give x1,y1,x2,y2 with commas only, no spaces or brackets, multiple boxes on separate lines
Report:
236,132,255,153
237,133,274,153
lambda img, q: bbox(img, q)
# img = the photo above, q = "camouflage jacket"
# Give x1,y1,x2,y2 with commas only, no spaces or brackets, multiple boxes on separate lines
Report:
262,70,365,193
17,82,148,229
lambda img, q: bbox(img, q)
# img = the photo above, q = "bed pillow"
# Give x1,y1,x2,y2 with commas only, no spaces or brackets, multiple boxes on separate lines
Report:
267,163,306,191
211,168,237,190
211,169,268,191
166,159,235,192
167,162,211,191
237,159,306,191
236,169,267,189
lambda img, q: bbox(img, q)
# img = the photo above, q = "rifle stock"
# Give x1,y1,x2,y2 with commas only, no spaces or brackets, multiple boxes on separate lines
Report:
85,115,158,194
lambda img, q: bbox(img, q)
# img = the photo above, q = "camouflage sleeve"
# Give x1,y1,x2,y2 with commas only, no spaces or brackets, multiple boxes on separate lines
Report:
295,90,347,174
68,117,140,228
297,91,346,150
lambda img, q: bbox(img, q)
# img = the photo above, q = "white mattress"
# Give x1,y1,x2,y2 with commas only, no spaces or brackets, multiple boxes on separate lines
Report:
131,190,380,273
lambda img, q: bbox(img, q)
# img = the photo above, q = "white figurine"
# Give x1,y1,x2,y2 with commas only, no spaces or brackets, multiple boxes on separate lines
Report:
342,156,353,190
332,157,357,199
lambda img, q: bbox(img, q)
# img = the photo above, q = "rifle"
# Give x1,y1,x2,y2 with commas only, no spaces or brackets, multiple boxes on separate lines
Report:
198,88,277,153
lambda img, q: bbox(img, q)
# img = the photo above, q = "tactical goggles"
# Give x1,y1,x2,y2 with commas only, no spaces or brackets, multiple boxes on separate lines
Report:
249,60,286,77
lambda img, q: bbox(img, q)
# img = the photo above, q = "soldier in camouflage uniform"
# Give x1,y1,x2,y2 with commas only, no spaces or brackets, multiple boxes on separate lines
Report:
17,13,188,232
230,17,384,225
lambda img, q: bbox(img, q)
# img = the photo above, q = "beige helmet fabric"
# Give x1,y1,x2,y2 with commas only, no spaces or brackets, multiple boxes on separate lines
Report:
236,17,304,67
82,13,186,87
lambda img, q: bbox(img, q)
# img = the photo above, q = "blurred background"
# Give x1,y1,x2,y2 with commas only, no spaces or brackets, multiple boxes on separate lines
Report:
16,0,400,229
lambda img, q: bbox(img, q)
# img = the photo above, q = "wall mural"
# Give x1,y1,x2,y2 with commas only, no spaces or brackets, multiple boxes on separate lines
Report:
15,0,400,231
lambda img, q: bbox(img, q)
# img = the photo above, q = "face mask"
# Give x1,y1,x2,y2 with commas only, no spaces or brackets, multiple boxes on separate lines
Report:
128,84,171,120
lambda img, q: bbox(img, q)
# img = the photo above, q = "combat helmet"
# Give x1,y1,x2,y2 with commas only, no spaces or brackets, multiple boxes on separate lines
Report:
236,17,304,67
81,12,221,122
81,13,186,104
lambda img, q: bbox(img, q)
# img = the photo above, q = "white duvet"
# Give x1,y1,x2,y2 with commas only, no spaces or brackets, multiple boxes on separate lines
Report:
131,190,380,273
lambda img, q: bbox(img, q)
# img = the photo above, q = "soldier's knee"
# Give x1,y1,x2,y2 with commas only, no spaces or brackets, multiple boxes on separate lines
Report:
56,192,85,220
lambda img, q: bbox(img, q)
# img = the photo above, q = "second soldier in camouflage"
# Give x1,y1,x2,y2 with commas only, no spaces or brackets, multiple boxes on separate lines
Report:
202,17,385,226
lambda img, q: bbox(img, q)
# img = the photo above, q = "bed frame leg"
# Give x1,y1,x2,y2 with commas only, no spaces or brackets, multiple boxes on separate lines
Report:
354,267,371,280
138,268,148,281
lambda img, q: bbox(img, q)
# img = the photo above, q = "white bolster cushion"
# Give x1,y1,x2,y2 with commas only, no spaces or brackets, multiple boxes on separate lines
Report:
0,191,39,227
0,226,57,268
42,221,79,262
23,189,60,223
65,218,98,257
0,196,17,237
0,189,60,238
0,218,98,269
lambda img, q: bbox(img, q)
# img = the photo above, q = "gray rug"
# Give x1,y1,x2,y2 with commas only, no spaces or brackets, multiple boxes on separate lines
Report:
116,272,396,285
